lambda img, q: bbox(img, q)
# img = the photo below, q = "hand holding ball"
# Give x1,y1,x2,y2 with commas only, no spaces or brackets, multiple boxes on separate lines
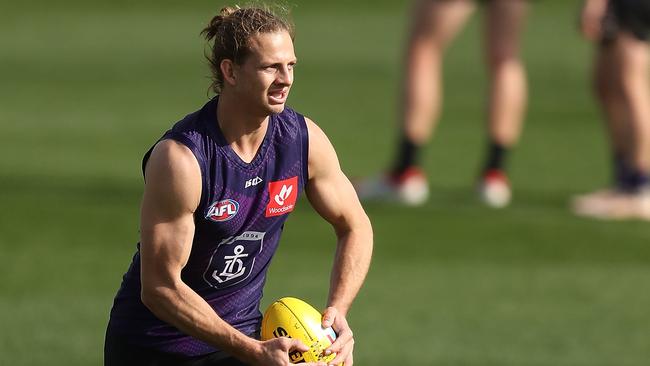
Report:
261,297,338,364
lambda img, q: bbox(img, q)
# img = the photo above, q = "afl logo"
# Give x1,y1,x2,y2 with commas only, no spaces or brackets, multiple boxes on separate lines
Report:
206,199,239,222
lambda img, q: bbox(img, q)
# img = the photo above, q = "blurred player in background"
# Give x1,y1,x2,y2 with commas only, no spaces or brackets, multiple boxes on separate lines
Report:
104,5,373,366
356,0,529,208
573,0,650,220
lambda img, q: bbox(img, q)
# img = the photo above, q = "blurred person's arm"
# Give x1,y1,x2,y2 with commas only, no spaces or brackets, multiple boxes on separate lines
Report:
580,0,609,41
304,117,374,366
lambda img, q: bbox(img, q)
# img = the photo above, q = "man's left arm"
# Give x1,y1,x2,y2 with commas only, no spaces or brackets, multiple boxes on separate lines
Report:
304,117,373,366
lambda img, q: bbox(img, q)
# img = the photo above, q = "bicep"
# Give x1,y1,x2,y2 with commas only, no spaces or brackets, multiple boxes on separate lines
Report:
140,140,202,288
306,170,364,231
304,119,366,231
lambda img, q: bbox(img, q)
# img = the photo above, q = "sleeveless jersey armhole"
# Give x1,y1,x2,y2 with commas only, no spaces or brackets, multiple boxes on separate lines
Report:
142,133,208,210
296,113,310,189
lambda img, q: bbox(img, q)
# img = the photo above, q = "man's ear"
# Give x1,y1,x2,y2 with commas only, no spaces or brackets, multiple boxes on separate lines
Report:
220,59,237,86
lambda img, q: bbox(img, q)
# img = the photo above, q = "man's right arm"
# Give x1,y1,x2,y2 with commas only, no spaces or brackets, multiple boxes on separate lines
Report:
138,139,322,366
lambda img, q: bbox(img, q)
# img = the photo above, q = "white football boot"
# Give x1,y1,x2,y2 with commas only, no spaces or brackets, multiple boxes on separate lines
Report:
478,169,511,208
354,167,429,206
571,187,650,221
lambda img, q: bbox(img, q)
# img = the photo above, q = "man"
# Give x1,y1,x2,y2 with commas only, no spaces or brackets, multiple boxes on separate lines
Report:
104,6,373,365
573,0,650,220
356,0,528,208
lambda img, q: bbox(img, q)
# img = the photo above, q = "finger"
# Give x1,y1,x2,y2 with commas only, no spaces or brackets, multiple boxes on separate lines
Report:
328,312,349,334
345,351,354,366
290,338,310,353
273,336,294,352
326,327,352,354
321,307,337,328
326,340,353,366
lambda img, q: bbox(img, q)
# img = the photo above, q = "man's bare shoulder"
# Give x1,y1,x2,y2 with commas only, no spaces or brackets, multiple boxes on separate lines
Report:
146,139,200,177
144,139,202,211
302,116,341,181
303,117,334,153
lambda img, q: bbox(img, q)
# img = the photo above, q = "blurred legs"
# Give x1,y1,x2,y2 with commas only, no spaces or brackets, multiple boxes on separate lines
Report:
400,0,476,146
484,0,528,147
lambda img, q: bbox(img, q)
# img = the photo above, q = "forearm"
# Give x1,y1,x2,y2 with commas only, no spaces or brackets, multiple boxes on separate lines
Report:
327,215,373,315
142,282,260,362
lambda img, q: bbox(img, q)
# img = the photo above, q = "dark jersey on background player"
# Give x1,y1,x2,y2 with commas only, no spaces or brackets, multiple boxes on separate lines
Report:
105,6,373,366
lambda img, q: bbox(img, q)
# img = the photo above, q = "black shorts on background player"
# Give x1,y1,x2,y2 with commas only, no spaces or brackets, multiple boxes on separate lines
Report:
604,0,650,41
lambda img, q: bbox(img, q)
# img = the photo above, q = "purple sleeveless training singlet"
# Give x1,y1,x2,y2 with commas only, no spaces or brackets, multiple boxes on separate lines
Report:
107,97,309,356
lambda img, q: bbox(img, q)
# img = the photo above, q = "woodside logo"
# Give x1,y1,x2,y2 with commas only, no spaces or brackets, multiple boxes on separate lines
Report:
274,184,292,205
266,176,298,217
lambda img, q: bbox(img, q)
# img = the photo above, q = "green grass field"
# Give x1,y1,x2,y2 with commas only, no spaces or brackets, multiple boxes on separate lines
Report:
2,0,650,365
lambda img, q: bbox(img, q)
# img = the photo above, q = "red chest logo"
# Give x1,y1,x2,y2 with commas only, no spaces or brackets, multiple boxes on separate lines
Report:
266,176,298,217
206,199,239,222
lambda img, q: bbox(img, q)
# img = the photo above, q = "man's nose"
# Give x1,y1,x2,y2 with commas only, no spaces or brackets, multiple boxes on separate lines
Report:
276,66,293,85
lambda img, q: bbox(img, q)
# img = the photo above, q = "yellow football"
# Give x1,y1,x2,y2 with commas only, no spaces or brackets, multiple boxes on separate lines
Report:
261,297,338,364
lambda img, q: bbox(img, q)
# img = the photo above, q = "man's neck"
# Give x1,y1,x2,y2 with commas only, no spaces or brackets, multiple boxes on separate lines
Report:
216,92,270,163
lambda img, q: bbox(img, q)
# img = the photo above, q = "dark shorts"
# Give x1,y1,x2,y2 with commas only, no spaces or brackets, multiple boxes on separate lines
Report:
104,328,249,366
603,0,650,42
